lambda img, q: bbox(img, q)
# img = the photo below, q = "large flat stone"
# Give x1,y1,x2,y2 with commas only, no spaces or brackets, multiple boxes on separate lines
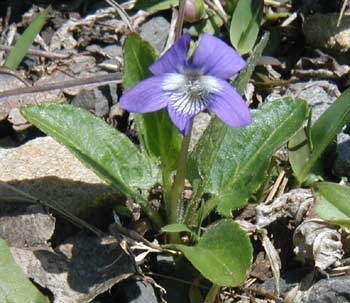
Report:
0,136,119,216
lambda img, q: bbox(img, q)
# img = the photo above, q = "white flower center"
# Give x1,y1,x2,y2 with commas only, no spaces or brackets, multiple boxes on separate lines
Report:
162,71,220,115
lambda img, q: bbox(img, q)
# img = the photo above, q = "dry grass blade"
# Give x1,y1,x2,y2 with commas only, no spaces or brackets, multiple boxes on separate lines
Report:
337,0,348,26
104,0,133,31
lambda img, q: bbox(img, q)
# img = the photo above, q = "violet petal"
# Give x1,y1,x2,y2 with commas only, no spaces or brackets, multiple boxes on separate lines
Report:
208,79,252,128
192,33,246,79
119,76,168,113
167,104,193,136
149,33,191,76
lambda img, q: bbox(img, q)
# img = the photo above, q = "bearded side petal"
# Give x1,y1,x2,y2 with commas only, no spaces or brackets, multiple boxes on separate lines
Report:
208,79,252,127
120,76,168,113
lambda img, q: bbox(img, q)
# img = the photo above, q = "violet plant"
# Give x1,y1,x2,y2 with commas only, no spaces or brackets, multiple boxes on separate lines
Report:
120,33,251,230
20,31,309,294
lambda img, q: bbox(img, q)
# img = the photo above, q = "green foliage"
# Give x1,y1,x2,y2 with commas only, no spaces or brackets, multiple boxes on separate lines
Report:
229,0,263,54
225,0,240,16
288,127,323,185
161,223,193,234
5,7,49,69
314,182,350,227
188,10,224,36
233,32,269,94
21,103,158,194
0,238,49,303
169,220,252,286
133,0,177,14
188,98,309,217
289,88,350,183
21,103,163,227
123,33,182,171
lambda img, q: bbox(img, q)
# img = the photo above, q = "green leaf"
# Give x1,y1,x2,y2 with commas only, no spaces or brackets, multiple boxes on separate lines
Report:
162,223,194,234
169,220,252,286
233,32,269,94
188,10,224,36
123,33,182,171
0,238,49,303
188,98,309,217
297,88,350,182
21,104,158,199
314,182,350,227
5,7,49,69
288,127,323,185
229,0,263,54
21,103,163,227
133,0,177,14
225,0,240,16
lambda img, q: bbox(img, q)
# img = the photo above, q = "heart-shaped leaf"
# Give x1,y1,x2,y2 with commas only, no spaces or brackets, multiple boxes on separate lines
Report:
169,220,252,286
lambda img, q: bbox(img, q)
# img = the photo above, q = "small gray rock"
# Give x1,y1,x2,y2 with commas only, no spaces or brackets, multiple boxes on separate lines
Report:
266,81,339,124
71,89,109,117
301,276,350,303
140,17,170,53
333,133,350,178
0,136,118,217
258,268,309,301
303,13,350,53
0,205,55,248
123,280,158,303
300,0,343,13
103,44,123,58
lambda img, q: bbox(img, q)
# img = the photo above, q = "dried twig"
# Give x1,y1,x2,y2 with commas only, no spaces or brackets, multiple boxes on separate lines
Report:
110,223,161,250
0,44,71,59
104,0,133,31
204,0,229,24
163,8,178,54
175,0,186,40
264,0,292,8
264,170,286,203
0,72,122,100
0,66,31,86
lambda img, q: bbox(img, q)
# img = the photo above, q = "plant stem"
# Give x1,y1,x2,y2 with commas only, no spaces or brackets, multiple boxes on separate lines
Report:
162,168,173,217
204,284,221,303
165,0,188,243
137,194,164,229
168,124,192,239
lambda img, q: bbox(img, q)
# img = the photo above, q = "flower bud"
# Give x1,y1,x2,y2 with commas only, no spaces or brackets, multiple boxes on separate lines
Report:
184,0,205,23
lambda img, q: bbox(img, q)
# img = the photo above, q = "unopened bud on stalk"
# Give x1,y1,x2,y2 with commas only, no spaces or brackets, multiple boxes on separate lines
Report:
183,0,205,23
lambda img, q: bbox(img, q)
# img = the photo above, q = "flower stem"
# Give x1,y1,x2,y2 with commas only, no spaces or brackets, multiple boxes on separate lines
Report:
204,284,221,303
162,168,173,217
168,124,192,234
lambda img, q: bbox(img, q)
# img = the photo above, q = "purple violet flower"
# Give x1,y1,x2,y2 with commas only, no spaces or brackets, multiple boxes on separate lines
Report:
120,33,252,135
